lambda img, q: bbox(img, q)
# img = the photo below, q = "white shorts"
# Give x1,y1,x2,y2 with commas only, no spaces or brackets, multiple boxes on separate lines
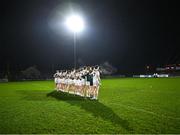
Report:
81,81,85,86
86,81,90,86
64,80,68,85
75,81,81,86
69,80,73,85
61,80,65,84
57,78,61,84
93,81,99,86
77,81,82,86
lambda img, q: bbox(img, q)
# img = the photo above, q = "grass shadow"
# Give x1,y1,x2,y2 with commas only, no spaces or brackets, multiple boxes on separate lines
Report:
47,90,133,132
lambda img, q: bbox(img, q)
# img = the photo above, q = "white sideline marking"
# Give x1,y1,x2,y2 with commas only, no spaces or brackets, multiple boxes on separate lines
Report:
107,103,180,120
29,83,180,120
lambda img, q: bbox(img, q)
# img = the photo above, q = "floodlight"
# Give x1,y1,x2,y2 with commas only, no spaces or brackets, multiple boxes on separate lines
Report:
65,15,84,33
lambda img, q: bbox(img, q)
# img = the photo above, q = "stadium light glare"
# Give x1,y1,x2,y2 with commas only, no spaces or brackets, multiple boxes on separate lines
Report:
65,14,85,68
65,15,84,33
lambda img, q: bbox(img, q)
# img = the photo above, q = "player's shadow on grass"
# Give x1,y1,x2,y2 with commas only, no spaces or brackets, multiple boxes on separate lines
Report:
47,90,132,132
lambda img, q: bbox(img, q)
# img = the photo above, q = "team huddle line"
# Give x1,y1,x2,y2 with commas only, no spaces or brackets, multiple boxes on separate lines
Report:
53,66,101,100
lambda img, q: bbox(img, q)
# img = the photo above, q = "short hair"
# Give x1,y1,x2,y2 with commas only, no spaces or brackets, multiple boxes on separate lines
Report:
95,65,99,69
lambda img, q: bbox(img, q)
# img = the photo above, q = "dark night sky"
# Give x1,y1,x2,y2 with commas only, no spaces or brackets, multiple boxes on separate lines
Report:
1,0,180,74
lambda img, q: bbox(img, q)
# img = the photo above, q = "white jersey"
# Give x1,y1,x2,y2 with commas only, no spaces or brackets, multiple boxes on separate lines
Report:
74,79,78,85
93,76,99,86
77,79,82,86
81,78,85,85
66,79,70,85
57,78,61,84
58,72,62,77
95,70,100,80
59,78,62,84
64,79,68,84
93,70,100,86
86,81,90,86
69,79,74,84
61,78,65,84
54,78,58,83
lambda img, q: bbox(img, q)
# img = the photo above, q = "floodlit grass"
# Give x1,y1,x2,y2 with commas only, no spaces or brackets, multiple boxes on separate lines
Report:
0,78,180,134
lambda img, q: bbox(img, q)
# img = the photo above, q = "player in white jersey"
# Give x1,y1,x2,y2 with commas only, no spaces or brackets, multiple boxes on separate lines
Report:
64,76,68,92
67,77,72,93
58,77,62,91
66,76,70,93
73,77,78,94
79,77,85,96
75,77,80,95
90,66,100,99
92,72,99,99
61,77,65,92
54,66,101,98
94,66,101,99
53,70,60,89
56,76,61,91
79,71,86,97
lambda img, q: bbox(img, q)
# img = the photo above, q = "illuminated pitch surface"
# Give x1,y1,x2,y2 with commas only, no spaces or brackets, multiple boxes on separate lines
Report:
0,78,179,133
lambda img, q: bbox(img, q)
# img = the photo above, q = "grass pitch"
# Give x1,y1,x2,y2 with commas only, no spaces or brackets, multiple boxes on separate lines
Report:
0,78,180,134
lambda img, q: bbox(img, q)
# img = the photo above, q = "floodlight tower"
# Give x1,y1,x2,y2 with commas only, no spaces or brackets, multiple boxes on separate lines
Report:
65,15,85,68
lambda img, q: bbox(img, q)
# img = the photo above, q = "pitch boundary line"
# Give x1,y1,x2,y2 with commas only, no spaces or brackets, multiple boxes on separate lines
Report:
107,102,180,120
28,83,180,120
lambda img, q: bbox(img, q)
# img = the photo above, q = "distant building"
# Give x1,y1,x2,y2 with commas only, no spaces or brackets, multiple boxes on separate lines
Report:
156,64,180,76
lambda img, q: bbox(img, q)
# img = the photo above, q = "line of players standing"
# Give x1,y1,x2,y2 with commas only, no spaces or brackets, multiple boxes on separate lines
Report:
53,66,101,100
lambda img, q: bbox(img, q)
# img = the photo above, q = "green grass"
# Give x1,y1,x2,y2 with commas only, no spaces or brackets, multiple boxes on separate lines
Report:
0,78,180,134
